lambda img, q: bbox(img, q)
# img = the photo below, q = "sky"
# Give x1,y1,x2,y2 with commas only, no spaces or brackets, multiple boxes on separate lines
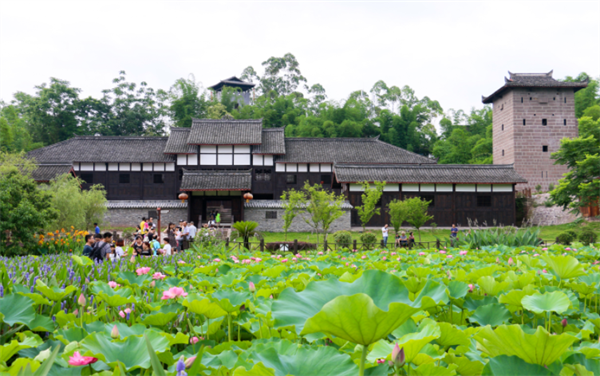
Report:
1,1,599,117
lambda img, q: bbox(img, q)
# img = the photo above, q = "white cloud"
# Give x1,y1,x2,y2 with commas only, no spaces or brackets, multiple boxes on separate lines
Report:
1,1,598,115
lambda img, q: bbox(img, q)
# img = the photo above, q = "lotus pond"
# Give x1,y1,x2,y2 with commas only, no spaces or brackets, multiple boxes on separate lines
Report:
2,244,600,376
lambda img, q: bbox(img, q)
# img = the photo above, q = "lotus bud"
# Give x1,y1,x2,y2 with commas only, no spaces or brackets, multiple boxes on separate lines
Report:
392,343,405,367
184,356,197,369
508,257,514,266
77,293,86,306
190,336,199,344
561,318,568,328
150,281,155,288
468,284,474,293
111,325,119,339
249,282,256,293
73,309,78,316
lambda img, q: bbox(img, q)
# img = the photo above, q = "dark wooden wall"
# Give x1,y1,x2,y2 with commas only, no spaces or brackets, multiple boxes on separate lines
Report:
81,171,178,200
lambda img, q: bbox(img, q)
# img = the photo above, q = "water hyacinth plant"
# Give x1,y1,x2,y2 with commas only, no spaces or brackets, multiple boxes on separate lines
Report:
0,241,599,375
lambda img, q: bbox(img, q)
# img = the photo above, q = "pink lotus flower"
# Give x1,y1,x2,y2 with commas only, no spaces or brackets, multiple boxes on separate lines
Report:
459,250,468,256
68,351,98,366
78,293,86,306
439,250,446,254
111,325,119,339
361,255,367,259
73,309,78,316
419,252,426,256
352,249,358,253
508,257,514,266
249,282,256,292
317,252,324,255
281,259,288,263
566,247,571,251
345,262,349,266
124,308,131,314
119,310,125,318
108,281,118,288
161,287,188,300
136,267,151,276
447,255,453,259
468,284,474,292
542,248,548,251
377,359,386,364
396,257,401,261
190,336,200,344
177,260,186,264
150,281,155,288
129,256,136,263
152,272,166,280
342,257,346,260
391,252,396,256
382,257,387,261
292,257,297,261
533,253,539,257
295,253,301,257
213,258,221,262
542,269,547,273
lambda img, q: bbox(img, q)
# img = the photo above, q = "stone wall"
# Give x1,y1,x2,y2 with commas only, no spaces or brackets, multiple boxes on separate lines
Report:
244,207,352,232
529,193,579,226
104,208,188,228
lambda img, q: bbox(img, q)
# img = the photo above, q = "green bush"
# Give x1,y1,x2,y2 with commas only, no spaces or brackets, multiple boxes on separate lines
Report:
548,183,555,191
556,232,576,245
360,231,378,250
458,227,542,249
578,230,598,245
334,231,353,248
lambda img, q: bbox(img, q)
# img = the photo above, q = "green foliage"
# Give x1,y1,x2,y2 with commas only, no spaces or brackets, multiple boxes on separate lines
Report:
355,181,385,231
556,231,576,245
360,231,378,250
0,105,42,152
458,226,541,249
535,184,542,193
562,73,600,118
405,197,434,242
167,74,208,127
280,189,303,241
333,231,352,248
387,198,411,234
0,153,57,255
579,229,598,245
232,221,259,250
297,182,345,243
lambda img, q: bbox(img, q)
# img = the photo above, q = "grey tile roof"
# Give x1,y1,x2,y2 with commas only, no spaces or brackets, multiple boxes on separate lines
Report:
31,164,73,182
164,128,197,154
244,199,353,210
105,200,187,209
252,128,286,155
187,119,263,145
483,71,588,103
275,138,436,164
334,164,527,184
208,76,255,91
28,136,176,163
180,169,252,191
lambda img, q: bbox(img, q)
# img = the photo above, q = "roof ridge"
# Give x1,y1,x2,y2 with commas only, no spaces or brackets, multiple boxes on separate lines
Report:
335,163,516,169
191,118,263,123
373,139,435,162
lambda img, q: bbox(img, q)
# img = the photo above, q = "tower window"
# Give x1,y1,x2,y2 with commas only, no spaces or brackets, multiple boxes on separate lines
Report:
541,172,544,178
553,97,555,100
501,104,504,110
502,150,505,156
564,119,567,126
523,119,526,126
542,146,548,152
530,97,532,101
521,97,523,103
542,119,547,126
501,124,504,131
564,98,566,103
119,174,130,184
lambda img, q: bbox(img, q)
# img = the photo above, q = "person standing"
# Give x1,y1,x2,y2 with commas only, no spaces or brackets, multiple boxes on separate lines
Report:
94,223,100,235
115,239,125,258
139,217,148,235
167,223,177,251
188,221,197,242
408,232,415,248
83,234,95,257
92,232,113,262
215,211,221,228
181,221,190,251
382,224,389,247
450,224,459,238
147,217,156,231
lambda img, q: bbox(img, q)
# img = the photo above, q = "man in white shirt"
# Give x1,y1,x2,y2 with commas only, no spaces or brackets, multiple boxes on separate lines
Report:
187,221,197,241
159,237,172,256
382,224,389,248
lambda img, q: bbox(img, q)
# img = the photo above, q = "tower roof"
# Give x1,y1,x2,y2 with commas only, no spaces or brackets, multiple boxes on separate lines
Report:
482,70,588,104
207,76,255,92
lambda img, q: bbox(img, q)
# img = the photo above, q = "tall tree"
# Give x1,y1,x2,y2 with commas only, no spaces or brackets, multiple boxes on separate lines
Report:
0,105,43,152
356,181,386,231
168,74,209,127
299,182,345,243
562,73,600,118
405,197,434,242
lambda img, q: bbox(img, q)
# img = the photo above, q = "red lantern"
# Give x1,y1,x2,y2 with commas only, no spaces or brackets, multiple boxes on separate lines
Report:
178,193,189,203
243,192,253,203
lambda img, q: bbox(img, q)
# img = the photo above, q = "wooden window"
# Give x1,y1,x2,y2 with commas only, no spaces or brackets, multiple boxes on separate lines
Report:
119,174,130,184
542,119,547,126
80,173,93,184
321,174,332,184
420,194,435,207
153,174,164,184
477,195,492,207
542,146,548,152
564,119,567,126
265,211,277,219
286,174,296,184
523,119,526,126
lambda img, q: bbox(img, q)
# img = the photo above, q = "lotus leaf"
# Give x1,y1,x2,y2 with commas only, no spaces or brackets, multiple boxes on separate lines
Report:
481,355,555,376
183,295,227,319
436,322,471,348
250,346,359,376
0,294,36,326
469,304,511,327
367,320,440,364
115,272,151,287
474,325,577,366
35,280,77,302
541,254,585,281
213,290,252,313
90,282,137,307
521,291,571,314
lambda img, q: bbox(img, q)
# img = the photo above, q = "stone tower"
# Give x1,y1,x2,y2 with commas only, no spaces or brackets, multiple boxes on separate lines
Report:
483,71,587,192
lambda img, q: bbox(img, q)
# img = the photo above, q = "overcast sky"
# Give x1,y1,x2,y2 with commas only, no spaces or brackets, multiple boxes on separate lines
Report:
1,1,598,116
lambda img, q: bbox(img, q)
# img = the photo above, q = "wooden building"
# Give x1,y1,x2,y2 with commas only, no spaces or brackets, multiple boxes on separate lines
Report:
29,118,527,228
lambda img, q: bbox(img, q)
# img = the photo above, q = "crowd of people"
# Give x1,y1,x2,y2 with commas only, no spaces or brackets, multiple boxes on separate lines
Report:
381,223,460,248
82,217,198,262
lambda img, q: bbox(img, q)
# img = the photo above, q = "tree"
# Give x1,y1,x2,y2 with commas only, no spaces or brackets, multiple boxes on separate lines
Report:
550,116,600,212
0,105,43,152
168,75,209,127
243,53,307,97
82,184,108,230
299,182,345,243
405,197,434,242
562,73,600,118
0,152,57,255
280,189,304,241
232,221,259,250
356,181,386,231
387,199,411,235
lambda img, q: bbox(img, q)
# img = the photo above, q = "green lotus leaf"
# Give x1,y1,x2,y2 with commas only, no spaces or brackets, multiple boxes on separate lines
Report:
474,325,577,366
213,290,252,313
142,311,178,327
233,362,275,376
564,354,600,375
391,319,417,339
463,296,498,311
35,280,77,302
0,294,36,326
98,323,146,339
273,270,448,335
477,276,510,296
469,304,511,327
411,362,458,376
55,327,88,344
436,322,471,348
0,335,42,363
447,281,469,300
80,331,169,371
7,358,40,376
116,271,151,287
367,320,440,364
27,314,55,332
183,295,227,319
498,289,535,308
443,354,484,376
17,292,51,306
481,355,555,376
541,254,585,281
90,282,137,307
250,346,358,376
521,291,570,315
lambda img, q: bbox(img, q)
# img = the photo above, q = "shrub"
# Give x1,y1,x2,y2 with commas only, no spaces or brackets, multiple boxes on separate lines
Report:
458,227,542,249
544,200,554,208
535,184,542,193
334,231,353,248
265,241,317,252
578,230,598,245
360,231,378,250
548,183,555,191
556,232,576,245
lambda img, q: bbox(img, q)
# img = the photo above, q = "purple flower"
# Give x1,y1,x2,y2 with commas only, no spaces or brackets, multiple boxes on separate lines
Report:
0,284,3,297
176,358,187,376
